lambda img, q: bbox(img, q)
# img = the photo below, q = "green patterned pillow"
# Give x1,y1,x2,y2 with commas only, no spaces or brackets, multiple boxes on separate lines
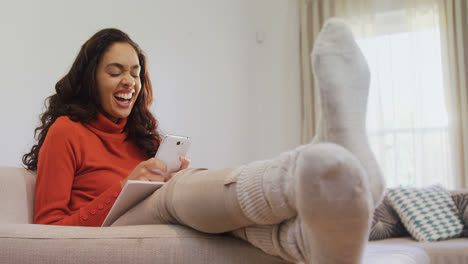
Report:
387,184,464,242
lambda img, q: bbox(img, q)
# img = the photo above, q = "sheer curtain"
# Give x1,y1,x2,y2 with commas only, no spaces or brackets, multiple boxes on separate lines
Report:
300,0,455,188
438,0,468,188
349,0,454,188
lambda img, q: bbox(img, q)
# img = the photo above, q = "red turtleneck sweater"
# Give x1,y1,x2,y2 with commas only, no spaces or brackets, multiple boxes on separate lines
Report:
34,113,149,226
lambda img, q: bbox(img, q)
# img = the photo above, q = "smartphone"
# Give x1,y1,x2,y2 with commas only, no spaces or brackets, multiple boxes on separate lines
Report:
154,134,191,179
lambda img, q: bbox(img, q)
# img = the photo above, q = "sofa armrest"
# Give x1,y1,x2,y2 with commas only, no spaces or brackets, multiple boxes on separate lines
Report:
0,166,36,223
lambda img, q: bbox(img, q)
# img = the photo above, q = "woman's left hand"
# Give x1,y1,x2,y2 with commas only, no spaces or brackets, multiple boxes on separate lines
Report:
165,156,190,182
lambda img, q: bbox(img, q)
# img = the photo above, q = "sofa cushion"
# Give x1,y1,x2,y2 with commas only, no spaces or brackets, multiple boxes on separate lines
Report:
0,167,36,224
369,195,409,241
387,184,464,242
370,190,468,241
0,223,288,264
451,193,468,237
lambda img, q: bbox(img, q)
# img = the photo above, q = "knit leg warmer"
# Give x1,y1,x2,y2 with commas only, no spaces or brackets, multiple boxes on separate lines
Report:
236,145,308,224
233,143,373,264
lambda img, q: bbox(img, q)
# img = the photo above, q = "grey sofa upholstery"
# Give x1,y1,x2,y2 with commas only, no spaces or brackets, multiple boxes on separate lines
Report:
0,166,288,264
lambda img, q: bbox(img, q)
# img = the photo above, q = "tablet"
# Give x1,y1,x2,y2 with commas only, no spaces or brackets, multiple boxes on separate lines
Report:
101,180,164,226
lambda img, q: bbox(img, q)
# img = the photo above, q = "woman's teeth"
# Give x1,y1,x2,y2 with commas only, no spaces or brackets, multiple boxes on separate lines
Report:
115,93,133,100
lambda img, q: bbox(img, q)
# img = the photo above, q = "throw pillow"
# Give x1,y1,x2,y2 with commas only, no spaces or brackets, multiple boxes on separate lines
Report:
369,195,409,241
387,184,464,242
451,193,468,237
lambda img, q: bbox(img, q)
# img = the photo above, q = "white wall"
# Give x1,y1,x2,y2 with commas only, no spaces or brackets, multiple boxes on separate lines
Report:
0,0,301,169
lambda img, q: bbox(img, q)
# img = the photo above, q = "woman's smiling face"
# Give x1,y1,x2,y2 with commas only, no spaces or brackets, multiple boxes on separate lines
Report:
96,42,141,123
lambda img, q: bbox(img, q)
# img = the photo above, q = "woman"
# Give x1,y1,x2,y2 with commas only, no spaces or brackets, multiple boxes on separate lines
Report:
24,19,384,264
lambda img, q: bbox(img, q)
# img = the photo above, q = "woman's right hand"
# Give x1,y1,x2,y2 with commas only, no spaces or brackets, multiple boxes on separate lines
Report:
120,158,167,188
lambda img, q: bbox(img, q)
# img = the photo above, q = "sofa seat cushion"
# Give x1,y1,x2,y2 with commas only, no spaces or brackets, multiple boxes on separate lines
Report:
0,223,288,264
371,237,468,264
363,244,430,264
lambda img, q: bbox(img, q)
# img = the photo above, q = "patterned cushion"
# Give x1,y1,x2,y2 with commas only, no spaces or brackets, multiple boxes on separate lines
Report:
369,195,409,241
387,184,464,242
451,193,468,237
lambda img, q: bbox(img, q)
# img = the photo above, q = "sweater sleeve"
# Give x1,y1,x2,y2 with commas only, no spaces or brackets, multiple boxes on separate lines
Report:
33,119,122,227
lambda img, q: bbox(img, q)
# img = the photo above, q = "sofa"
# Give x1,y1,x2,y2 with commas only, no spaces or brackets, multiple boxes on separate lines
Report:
0,165,454,264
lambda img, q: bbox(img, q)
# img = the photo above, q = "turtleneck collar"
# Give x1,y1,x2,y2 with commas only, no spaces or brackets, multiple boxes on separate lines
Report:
88,111,128,134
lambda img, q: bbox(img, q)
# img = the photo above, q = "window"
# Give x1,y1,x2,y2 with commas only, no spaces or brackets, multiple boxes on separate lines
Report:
352,7,453,187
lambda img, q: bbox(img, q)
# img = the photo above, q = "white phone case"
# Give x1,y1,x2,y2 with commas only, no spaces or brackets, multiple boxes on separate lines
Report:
154,134,191,179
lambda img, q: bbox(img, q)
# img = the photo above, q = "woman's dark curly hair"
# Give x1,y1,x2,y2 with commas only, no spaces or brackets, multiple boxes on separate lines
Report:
22,28,161,171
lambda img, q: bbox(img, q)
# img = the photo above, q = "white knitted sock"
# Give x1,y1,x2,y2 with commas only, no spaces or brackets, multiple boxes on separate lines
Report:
311,18,385,207
295,143,372,264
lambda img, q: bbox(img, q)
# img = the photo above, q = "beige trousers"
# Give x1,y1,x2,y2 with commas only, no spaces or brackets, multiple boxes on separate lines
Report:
112,165,298,262
111,167,254,233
